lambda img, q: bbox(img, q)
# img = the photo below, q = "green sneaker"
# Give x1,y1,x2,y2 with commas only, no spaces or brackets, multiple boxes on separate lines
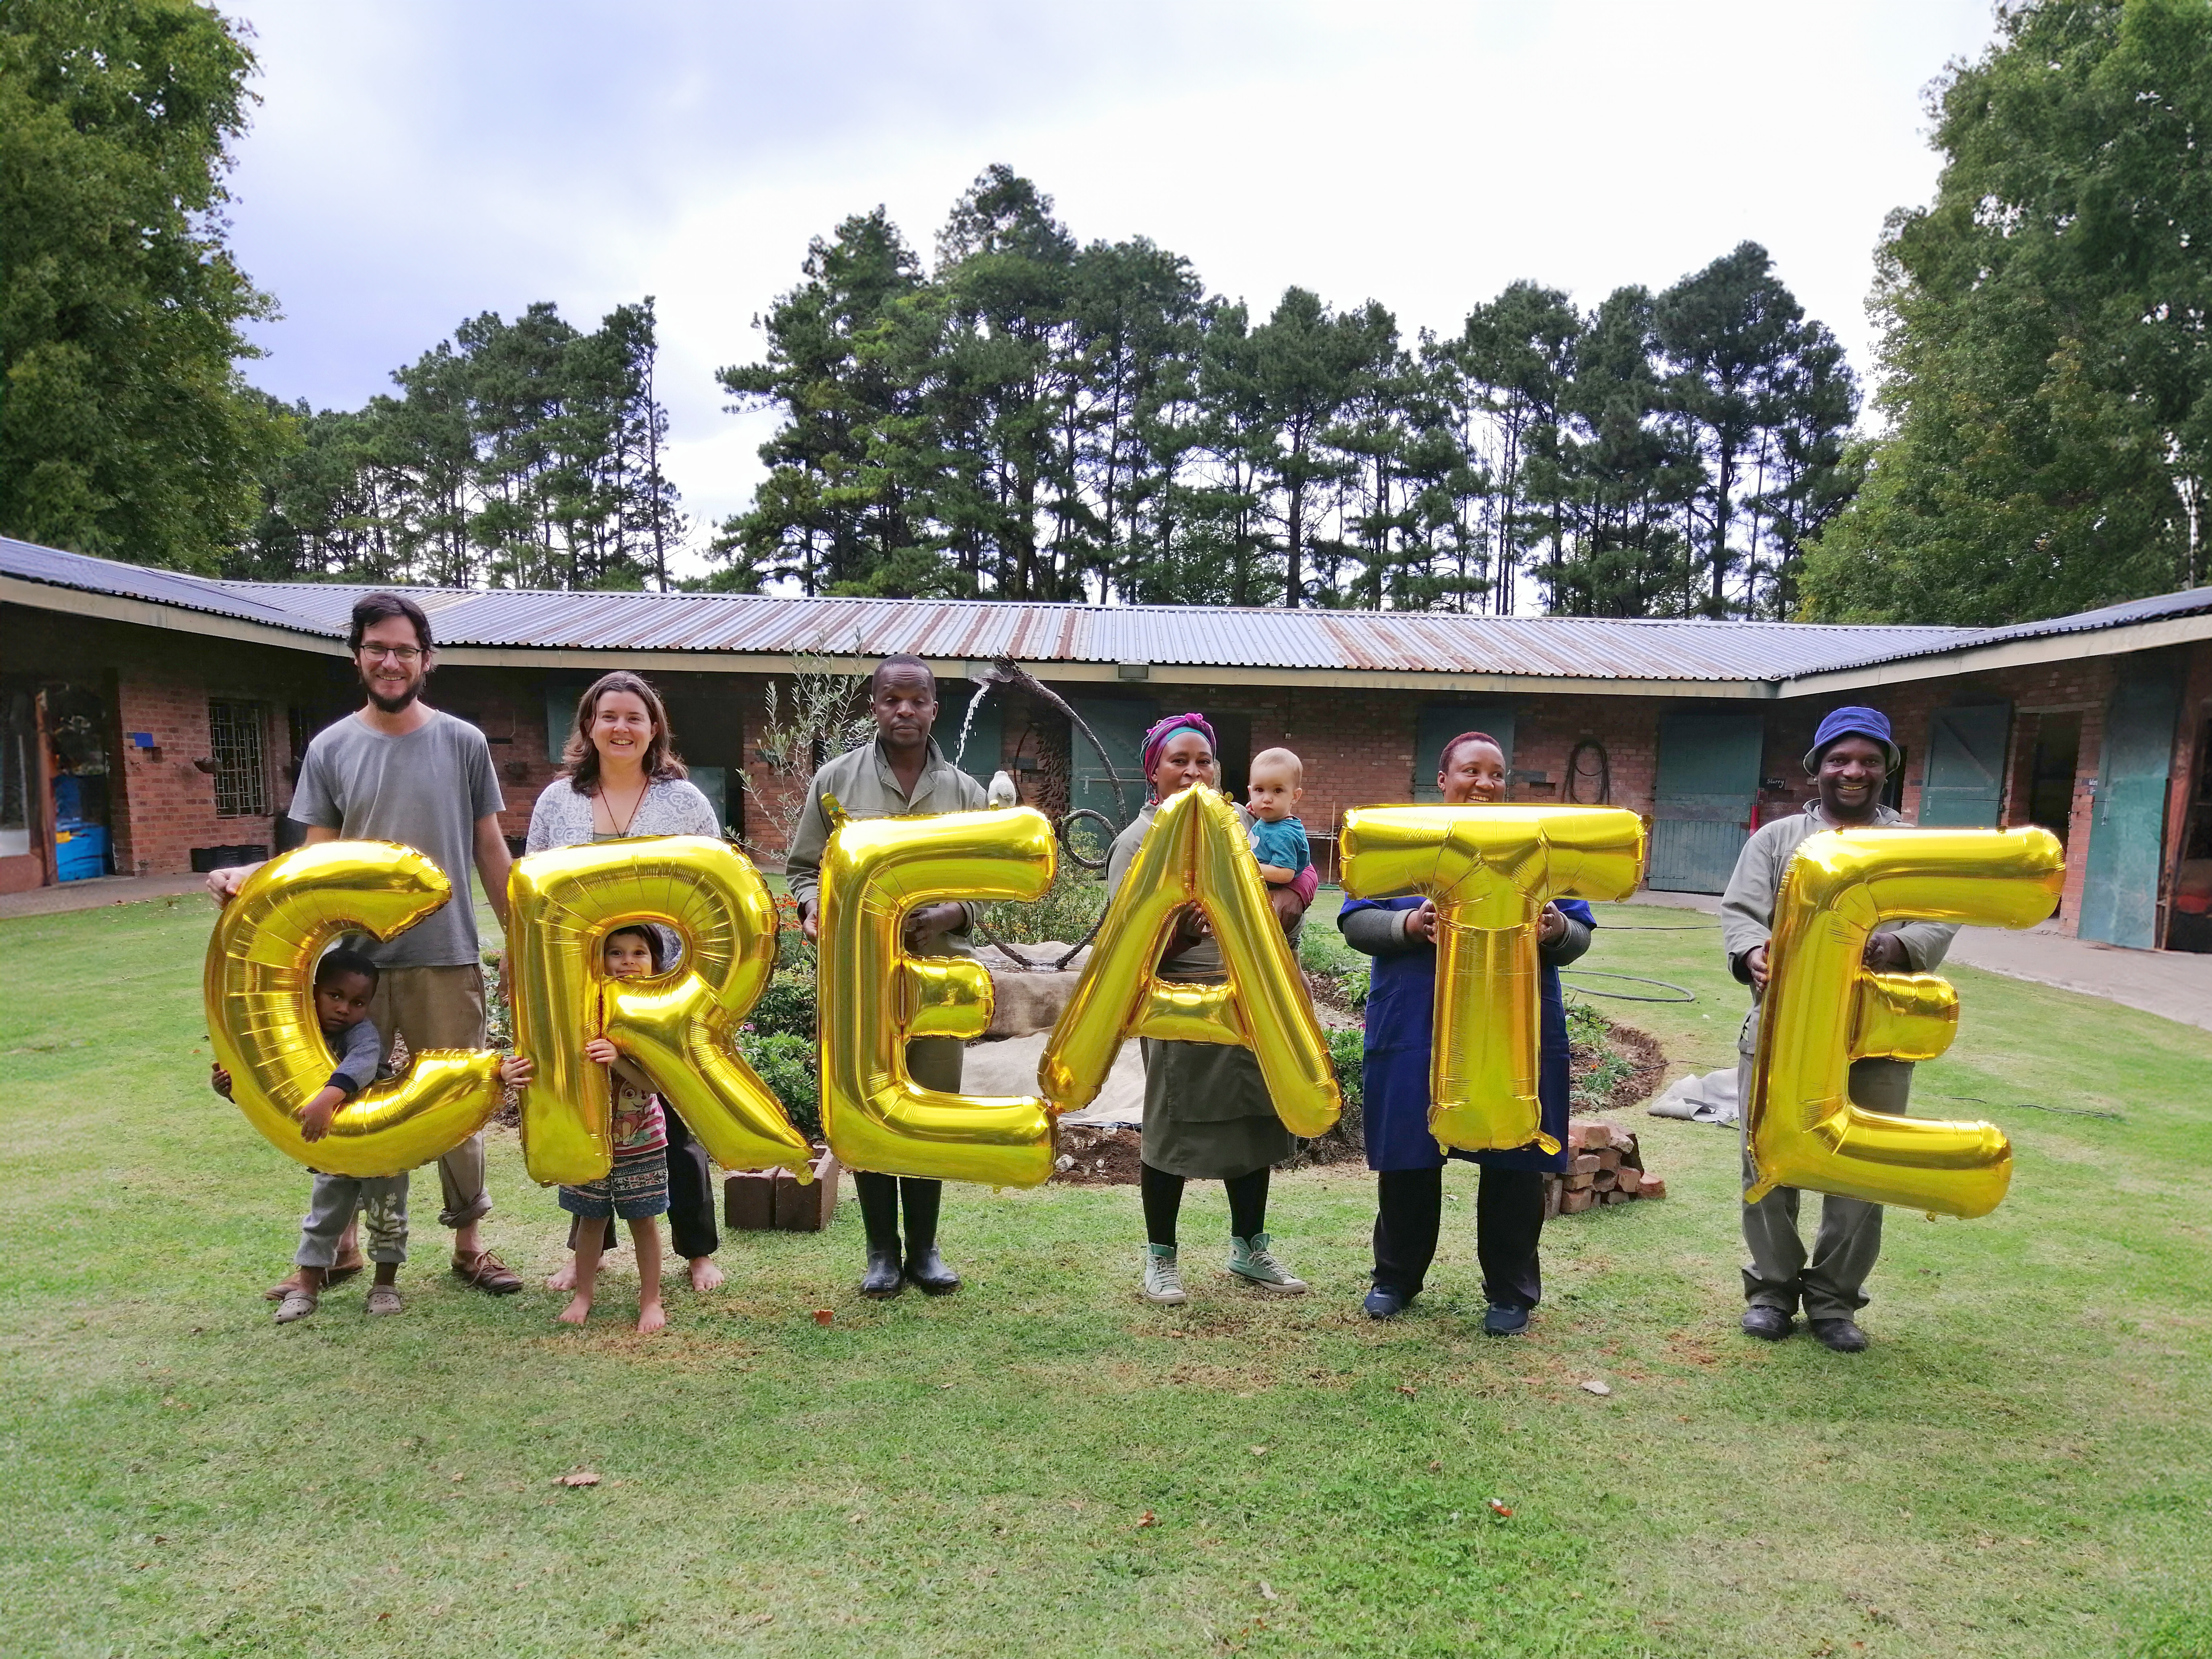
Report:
1228,1233,1307,1296
1141,1244,1188,1306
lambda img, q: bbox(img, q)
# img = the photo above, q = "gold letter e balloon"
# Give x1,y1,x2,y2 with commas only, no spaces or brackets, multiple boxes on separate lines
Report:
1746,826,2063,1218
204,841,505,1178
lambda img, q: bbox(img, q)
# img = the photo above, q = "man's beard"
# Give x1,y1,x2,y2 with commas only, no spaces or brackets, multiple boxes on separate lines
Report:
364,677,421,715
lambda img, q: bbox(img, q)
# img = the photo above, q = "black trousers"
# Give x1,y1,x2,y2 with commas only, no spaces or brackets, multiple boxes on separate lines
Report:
1371,1164,1545,1310
853,1172,942,1256
568,1102,720,1262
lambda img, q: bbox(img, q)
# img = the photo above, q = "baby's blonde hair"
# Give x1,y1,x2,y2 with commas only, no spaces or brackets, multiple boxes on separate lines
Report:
1250,747,1303,785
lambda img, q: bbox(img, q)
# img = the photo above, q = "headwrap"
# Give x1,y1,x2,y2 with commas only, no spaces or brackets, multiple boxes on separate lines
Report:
1803,705,1901,774
1140,712,1217,800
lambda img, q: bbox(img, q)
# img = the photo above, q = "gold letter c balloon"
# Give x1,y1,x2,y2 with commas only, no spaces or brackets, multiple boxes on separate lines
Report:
203,841,504,1178
1340,805,1646,1154
1746,825,2063,1217
507,836,812,1187
817,805,1059,1187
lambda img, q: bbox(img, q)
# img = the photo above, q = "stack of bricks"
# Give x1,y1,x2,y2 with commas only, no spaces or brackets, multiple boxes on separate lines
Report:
1543,1121,1666,1218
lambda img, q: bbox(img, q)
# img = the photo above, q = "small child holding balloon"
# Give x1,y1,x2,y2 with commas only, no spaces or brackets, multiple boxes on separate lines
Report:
1245,747,1313,888
214,948,532,1324
555,924,673,1334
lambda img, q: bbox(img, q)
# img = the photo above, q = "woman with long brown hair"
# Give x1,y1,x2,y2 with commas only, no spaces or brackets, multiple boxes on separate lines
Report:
525,671,726,1296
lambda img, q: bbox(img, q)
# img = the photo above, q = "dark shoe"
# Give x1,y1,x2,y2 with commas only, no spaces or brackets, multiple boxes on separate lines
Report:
1363,1285,1411,1320
904,1246,961,1296
1741,1305,1795,1341
1809,1317,1868,1353
859,1248,905,1298
1483,1304,1531,1337
450,1250,522,1296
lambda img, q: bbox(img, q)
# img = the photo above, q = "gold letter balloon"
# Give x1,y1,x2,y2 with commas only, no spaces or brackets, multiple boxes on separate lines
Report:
1340,805,1646,1154
816,804,1060,1186
1040,786,1340,1138
1745,825,2063,1217
506,836,812,1187
204,841,504,1177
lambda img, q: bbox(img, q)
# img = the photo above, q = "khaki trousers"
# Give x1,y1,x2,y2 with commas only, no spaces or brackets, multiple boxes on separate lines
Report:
369,963,492,1230
1737,1050,1912,1322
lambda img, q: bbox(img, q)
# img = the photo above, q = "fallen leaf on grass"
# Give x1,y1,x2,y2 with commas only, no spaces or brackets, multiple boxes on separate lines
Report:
449,1473,465,1483
1249,1445,1270,1457
1579,1379,1612,1396
1135,1511,1157,1529
1259,1581,1278,1602
1427,1460,1442,1473
555,1471,600,1488
1486,1499,1513,1517
1396,1385,1417,1398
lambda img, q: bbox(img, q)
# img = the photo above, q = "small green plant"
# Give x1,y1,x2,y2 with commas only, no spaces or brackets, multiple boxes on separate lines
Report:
1566,996,1635,1112
737,1028,820,1141
986,859,1107,946
749,967,818,1041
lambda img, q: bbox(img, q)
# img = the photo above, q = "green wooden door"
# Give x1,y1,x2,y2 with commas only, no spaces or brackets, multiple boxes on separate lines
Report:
1412,705,1515,801
1649,712,1764,893
1918,702,2013,827
2079,654,2184,949
1067,696,1157,832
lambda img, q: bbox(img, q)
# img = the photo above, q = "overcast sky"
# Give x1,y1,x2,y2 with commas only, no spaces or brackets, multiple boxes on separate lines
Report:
222,0,2000,580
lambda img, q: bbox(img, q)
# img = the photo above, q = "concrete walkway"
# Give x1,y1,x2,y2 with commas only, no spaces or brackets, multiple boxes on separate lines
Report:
1614,891,2212,1034
0,873,208,919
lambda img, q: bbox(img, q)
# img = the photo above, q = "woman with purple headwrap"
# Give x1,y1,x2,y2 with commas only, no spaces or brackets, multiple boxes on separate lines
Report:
1103,713,1322,1307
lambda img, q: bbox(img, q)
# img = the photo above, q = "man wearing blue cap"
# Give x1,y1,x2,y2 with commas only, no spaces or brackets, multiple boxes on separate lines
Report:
1718,706,1959,1353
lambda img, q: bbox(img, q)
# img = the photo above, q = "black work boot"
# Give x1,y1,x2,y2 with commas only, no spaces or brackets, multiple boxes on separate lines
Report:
899,1178,960,1294
1741,1305,1795,1341
859,1247,905,1298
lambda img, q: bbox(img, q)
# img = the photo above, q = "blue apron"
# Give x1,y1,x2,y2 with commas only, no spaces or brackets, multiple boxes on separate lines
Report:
1344,895,1593,1174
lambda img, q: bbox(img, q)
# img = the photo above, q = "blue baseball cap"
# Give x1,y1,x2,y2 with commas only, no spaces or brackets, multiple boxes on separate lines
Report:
1803,705,1901,774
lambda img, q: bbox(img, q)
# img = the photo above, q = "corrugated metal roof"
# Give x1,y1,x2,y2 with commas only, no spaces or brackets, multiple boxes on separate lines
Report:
8,536,2202,684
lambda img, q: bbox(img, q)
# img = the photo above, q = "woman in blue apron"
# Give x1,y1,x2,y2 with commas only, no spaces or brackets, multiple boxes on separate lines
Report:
1338,731,1594,1333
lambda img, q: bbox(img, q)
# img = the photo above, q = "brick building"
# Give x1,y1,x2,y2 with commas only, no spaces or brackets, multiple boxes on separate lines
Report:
5,537,2208,953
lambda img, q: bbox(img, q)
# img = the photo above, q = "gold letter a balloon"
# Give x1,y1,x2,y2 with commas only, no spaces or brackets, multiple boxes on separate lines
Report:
203,841,504,1177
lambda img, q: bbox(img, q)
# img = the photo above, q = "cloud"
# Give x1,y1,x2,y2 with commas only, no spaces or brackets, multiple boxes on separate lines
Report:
225,0,1997,577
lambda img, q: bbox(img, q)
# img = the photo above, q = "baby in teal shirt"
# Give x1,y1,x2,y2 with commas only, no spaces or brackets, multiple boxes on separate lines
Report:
1246,747,1312,886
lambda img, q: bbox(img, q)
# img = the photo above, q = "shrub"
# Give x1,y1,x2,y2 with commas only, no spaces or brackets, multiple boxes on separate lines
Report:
985,860,1108,946
749,967,818,1042
738,1028,820,1141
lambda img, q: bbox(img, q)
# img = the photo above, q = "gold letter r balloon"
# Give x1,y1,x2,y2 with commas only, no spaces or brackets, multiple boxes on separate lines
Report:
506,836,813,1187
1745,825,2063,1218
203,841,504,1178
1340,805,1646,1154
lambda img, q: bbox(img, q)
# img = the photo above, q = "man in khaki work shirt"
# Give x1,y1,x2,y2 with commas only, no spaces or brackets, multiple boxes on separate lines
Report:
1720,705,1957,1355
785,654,988,1300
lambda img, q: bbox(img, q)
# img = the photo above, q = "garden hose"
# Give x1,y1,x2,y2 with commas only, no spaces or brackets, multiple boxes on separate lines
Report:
1560,969,1699,1004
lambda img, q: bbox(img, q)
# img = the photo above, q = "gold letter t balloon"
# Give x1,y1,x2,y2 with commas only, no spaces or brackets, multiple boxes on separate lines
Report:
1340,805,1646,1154
1745,826,2062,1217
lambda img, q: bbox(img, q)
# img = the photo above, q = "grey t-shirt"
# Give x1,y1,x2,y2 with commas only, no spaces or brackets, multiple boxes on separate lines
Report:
289,710,505,969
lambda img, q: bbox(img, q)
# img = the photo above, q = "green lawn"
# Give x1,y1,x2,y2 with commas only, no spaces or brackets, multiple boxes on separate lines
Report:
3,894,2207,1658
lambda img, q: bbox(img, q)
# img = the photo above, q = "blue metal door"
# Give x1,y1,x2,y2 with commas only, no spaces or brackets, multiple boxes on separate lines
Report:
1413,704,1516,801
1918,702,2013,826
1649,712,1764,893
2079,655,2184,948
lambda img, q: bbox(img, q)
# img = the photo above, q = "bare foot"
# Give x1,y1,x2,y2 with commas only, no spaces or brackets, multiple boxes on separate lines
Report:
546,1256,578,1292
687,1257,724,1292
556,1294,591,1326
636,1300,666,1335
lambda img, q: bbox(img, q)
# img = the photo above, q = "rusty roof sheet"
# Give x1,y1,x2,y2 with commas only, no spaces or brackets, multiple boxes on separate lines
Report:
9,537,2202,684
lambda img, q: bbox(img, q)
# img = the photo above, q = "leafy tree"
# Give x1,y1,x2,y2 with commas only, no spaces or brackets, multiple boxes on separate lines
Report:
0,0,289,569
1803,0,2210,624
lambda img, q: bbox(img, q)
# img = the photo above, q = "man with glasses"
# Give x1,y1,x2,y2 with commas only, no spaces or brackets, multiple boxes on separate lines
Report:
208,592,522,1298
